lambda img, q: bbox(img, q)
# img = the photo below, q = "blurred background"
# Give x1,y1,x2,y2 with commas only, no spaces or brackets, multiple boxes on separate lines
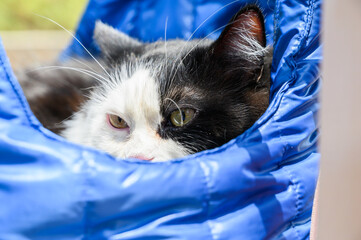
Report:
0,0,87,70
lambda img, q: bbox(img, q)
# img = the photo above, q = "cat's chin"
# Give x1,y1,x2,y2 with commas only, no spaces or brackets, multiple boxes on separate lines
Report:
129,155,155,161
121,154,185,162
116,151,188,162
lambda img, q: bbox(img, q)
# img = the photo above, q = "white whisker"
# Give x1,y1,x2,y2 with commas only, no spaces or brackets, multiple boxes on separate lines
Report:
168,0,242,84
185,0,242,42
69,57,97,72
165,97,183,126
170,20,239,85
164,17,168,79
57,108,84,128
33,14,112,80
27,65,108,84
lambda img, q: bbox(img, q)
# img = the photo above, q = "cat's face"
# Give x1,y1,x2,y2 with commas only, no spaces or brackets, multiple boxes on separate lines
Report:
61,6,272,161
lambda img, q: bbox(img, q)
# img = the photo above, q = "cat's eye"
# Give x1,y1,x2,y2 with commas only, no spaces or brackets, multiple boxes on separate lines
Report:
170,108,195,127
108,114,129,129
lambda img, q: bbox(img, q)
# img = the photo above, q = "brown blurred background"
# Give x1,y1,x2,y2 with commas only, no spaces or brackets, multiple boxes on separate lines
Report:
0,0,87,70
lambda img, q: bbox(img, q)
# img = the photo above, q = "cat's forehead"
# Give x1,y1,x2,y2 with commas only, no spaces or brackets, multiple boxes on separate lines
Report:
104,68,161,125
104,38,213,80
101,38,215,113
141,39,212,58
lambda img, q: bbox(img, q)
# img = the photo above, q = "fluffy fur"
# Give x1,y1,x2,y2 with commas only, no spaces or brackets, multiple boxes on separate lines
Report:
18,5,272,162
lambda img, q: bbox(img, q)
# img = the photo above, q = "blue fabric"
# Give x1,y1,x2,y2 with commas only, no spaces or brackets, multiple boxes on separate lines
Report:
0,0,321,239
62,0,275,59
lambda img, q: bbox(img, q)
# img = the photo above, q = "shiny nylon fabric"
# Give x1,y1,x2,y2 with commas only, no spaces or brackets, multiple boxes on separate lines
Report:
0,0,321,239
61,0,275,59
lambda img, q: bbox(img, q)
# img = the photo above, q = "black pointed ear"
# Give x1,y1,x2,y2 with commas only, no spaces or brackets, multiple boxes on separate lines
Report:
211,5,267,73
93,21,142,58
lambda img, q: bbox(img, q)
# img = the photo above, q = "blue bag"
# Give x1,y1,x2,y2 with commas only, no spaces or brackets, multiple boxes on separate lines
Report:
0,0,321,239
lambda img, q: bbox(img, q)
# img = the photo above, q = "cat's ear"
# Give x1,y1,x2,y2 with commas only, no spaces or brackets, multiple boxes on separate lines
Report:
210,5,267,75
93,21,142,57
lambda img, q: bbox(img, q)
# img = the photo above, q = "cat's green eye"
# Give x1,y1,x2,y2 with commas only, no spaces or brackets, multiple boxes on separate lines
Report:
108,114,129,129
170,108,195,127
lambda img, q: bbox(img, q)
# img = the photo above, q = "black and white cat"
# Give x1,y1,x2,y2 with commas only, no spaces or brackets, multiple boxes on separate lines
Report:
19,5,272,161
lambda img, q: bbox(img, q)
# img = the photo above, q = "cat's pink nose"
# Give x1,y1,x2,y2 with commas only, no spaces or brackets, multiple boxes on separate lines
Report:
130,155,154,161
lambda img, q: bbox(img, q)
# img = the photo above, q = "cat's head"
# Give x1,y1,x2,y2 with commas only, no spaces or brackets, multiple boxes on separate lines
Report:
62,5,272,161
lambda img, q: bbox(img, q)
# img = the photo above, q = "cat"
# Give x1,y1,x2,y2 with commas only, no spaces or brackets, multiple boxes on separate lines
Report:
18,5,272,162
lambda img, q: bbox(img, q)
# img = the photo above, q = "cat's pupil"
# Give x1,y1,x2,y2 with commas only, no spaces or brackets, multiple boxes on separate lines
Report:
108,114,129,129
181,111,185,121
171,111,182,126
169,108,195,127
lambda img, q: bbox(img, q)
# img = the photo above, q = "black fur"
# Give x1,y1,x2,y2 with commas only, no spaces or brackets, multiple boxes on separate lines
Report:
18,5,272,155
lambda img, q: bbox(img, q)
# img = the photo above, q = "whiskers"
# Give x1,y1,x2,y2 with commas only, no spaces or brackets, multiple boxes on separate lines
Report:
69,57,98,72
52,108,81,132
167,0,243,85
165,97,183,126
27,65,107,84
168,20,237,85
33,14,112,80
185,0,242,42
181,130,220,154
164,17,168,81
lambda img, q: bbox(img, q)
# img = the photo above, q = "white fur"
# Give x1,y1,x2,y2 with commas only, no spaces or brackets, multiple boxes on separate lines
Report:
232,14,268,62
62,67,189,162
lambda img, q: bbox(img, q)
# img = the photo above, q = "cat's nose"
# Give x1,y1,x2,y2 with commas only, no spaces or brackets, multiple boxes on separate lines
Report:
130,155,154,161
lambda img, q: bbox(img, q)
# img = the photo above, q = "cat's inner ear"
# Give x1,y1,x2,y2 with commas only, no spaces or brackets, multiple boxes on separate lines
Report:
93,21,142,58
211,6,267,65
